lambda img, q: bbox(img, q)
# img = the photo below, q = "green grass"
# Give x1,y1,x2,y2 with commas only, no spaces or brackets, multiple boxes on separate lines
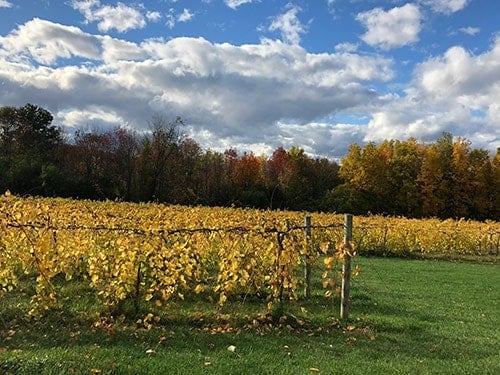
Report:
1,257,499,374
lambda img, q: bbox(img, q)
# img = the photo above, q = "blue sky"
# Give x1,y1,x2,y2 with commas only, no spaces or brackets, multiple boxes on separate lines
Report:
0,0,498,158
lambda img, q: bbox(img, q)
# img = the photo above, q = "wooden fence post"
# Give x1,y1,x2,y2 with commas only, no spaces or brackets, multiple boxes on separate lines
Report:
340,214,353,320
304,216,312,298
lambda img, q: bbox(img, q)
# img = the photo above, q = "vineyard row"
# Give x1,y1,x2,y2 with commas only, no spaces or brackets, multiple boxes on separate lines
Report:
0,194,499,319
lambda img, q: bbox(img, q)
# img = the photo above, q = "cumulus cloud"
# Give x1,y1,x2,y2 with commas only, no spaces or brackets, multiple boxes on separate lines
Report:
1,17,498,157
421,0,469,14
364,37,500,152
268,5,306,45
0,1,12,8
0,19,395,156
356,4,422,50
0,18,101,65
276,121,365,158
71,0,146,33
0,18,150,65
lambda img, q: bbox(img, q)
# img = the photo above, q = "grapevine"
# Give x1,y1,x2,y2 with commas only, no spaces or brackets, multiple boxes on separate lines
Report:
0,193,498,320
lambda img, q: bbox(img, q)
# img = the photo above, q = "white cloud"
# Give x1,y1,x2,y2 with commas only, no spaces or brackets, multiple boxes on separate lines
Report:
1,18,498,157
421,0,469,14
334,42,358,53
165,8,195,29
71,0,146,33
224,0,255,10
268,5,306,45
60,107,125,129
146,11,162,22
0,1,12,8
0,18,101,65
166,9,176,29
0,18,149,66
364,37,500,152
0,20,394,157
178,8,194,23
277,121,364,158
356,4,422,50
100,36,146,63
459,26,480,36
417,42,500,103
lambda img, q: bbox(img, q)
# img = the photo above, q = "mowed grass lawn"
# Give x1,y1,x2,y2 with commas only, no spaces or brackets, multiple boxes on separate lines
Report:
1,257,499,374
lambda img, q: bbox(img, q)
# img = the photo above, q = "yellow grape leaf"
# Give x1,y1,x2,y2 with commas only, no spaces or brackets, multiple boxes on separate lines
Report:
352,265,362,277
194,284,204,294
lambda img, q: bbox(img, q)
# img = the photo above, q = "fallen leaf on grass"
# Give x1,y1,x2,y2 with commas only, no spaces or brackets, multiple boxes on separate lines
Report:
346,337,357,346
227,345,236,352
309,368,320,372
157,336,167,345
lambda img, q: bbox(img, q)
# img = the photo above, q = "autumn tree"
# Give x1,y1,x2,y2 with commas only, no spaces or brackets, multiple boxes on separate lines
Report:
435,132,455,217
416,145,444,217
390,139,424,216
491,148,500,220
266,146,289,209
338,141,394,213
1,104,497,220
138,116,184,202
197,150,226,205
279,147,315,210
71,129,119,198
173,137,203,204
450,137,472,218
468,148,494,219
110,128,140,200
229,152,266,207
0,103,63,194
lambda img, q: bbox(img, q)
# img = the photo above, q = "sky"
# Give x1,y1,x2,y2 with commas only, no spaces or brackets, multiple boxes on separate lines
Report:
0,0,499,158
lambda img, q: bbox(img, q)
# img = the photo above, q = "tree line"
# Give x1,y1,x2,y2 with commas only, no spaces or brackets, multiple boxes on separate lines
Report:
1,103,499,220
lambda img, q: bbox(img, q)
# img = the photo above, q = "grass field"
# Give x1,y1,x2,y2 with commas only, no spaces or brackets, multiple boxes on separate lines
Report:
1,257,499,374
